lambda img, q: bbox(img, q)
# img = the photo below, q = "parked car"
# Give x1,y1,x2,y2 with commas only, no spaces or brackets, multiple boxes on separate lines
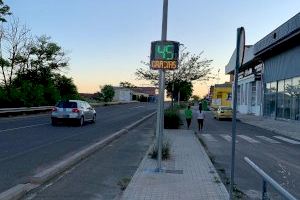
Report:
213,106,232,120
51,100,96,126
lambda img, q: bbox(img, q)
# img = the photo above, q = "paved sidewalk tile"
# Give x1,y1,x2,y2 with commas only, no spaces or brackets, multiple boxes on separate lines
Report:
237,113,300,141
120,129,229,200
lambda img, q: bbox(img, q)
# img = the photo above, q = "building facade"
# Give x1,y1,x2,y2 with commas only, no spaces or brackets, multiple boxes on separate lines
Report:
210,83,232,109
226,46,263,116
226,12,300,121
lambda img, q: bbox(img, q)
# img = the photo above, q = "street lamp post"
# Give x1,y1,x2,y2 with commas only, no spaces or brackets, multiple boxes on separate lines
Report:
156,0,168,171
230,27,245,199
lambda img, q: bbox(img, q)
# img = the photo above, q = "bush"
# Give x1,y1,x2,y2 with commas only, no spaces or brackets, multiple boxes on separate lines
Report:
149,140,170,160
164,108,180,129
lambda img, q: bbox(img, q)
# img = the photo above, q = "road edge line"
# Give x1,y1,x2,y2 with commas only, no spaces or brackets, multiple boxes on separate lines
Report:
0,111,156,200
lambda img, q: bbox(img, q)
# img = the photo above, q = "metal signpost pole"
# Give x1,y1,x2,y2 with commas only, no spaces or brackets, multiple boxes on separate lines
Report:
230,27,244,200
156,0,168,171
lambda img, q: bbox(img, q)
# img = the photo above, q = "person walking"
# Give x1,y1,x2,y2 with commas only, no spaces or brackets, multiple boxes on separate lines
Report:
184,105,193,129
199,101,202,111
196,109,205,132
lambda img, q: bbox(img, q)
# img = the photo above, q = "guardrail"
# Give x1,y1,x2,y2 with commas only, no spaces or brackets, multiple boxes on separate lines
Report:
244,157,297,200
0,101,140,115
0,106,53,114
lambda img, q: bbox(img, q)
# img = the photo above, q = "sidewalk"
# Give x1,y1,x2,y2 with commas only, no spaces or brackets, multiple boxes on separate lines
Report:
119,129,229,200
237,113,300,141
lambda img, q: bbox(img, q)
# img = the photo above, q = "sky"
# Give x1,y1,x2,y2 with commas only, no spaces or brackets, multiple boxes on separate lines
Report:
6,0,300,96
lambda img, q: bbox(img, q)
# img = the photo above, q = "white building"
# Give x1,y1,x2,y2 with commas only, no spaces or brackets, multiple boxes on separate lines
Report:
113,87,132,102
225,45,263,116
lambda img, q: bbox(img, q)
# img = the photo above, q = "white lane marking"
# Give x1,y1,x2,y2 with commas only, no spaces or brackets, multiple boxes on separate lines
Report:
237,135,260,143
256,136,280,144
220,134,238,143
273,136,300,144
0,123,48,133
128,106,145,109
201,134,217,142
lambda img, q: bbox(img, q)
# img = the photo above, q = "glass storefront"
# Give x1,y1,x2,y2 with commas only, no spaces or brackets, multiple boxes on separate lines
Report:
264,76,300,120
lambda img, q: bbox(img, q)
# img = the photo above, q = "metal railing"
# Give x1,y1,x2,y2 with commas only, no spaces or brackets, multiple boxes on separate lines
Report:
0,106,53,114
0,101,140,115
244,157,297,200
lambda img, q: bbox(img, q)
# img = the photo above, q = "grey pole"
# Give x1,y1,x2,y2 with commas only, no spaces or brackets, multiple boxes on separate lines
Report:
230,27,243,199
156,0,168,171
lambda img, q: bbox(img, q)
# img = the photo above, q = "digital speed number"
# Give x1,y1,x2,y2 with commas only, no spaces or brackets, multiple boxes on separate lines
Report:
150,41,179,70
155,44,175,60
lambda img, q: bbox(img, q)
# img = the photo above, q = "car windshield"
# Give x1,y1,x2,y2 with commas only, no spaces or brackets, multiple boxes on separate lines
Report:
56,101,77,108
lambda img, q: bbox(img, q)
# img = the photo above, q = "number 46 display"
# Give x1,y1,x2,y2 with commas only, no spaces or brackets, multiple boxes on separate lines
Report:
150,41,179,70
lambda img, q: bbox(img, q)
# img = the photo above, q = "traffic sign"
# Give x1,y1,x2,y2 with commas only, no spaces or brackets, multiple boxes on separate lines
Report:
150,41,179,70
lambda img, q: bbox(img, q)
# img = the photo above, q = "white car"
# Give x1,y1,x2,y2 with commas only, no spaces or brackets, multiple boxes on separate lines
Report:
51,100,96,126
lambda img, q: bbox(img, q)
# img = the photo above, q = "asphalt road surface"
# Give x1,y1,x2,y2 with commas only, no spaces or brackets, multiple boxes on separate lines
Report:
191,109,300,199
22,115,156,200
0,102,156,193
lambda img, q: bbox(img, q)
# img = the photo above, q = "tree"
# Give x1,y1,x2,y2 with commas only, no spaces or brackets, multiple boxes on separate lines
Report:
119,81,136,88
101,85,115,102
0,0,11,23
166,80,193,101
135,48,213,101
191,95,200,102
53,74,79,101
0,18,78,107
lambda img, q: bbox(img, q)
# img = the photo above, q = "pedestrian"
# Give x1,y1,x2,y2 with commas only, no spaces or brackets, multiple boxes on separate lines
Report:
196,109,205,132
199,101,202,111
184,105,193,129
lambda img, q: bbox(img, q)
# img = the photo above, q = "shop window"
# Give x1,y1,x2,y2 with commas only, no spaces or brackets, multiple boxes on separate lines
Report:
245,83,249,105
284,79,292,119
237,85,241,105
264,82,277,118
251,82,256,106
291,77,300,120
241,84,244,105
277,80,284,118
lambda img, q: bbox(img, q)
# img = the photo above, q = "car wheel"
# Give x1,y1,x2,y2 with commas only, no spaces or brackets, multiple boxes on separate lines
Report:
92,114,96,123
78,116,84,126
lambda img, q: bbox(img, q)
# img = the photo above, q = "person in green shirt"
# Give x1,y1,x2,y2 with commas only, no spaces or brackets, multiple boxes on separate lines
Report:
184,105,193,129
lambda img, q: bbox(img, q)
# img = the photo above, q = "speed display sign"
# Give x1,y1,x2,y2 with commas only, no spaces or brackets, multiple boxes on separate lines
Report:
150,41,179,70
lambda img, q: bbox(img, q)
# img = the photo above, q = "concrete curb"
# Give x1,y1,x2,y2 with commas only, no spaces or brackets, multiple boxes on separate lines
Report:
0,111,156,200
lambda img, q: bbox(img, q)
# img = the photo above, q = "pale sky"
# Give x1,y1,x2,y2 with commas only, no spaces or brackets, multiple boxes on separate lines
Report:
7,0,300,96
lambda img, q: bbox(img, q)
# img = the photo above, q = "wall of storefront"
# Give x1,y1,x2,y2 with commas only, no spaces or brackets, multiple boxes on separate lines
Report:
237,75,262,116
264,45,300,82
263,45,300,121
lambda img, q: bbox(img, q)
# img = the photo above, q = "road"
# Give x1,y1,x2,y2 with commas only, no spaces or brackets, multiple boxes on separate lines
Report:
0,102,156,194
192,109,300,199
22,115,156,200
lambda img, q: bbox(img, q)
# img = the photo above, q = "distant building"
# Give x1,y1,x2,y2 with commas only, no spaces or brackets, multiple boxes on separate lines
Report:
131,87,158,102
113,86,158,102
210,82,232,109
113,87,132,102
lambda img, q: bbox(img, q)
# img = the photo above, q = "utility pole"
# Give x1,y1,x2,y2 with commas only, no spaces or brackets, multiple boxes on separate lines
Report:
230,27,245,200
156,0,168,171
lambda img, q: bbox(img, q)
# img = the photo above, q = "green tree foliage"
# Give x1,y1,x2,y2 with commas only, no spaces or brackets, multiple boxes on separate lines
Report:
191,95,200,101
166,81,193,101
0,0,11,22
53,75,79,100
101,85,115,102
0,18,79,108
135,47,213,102
119,81,136,88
